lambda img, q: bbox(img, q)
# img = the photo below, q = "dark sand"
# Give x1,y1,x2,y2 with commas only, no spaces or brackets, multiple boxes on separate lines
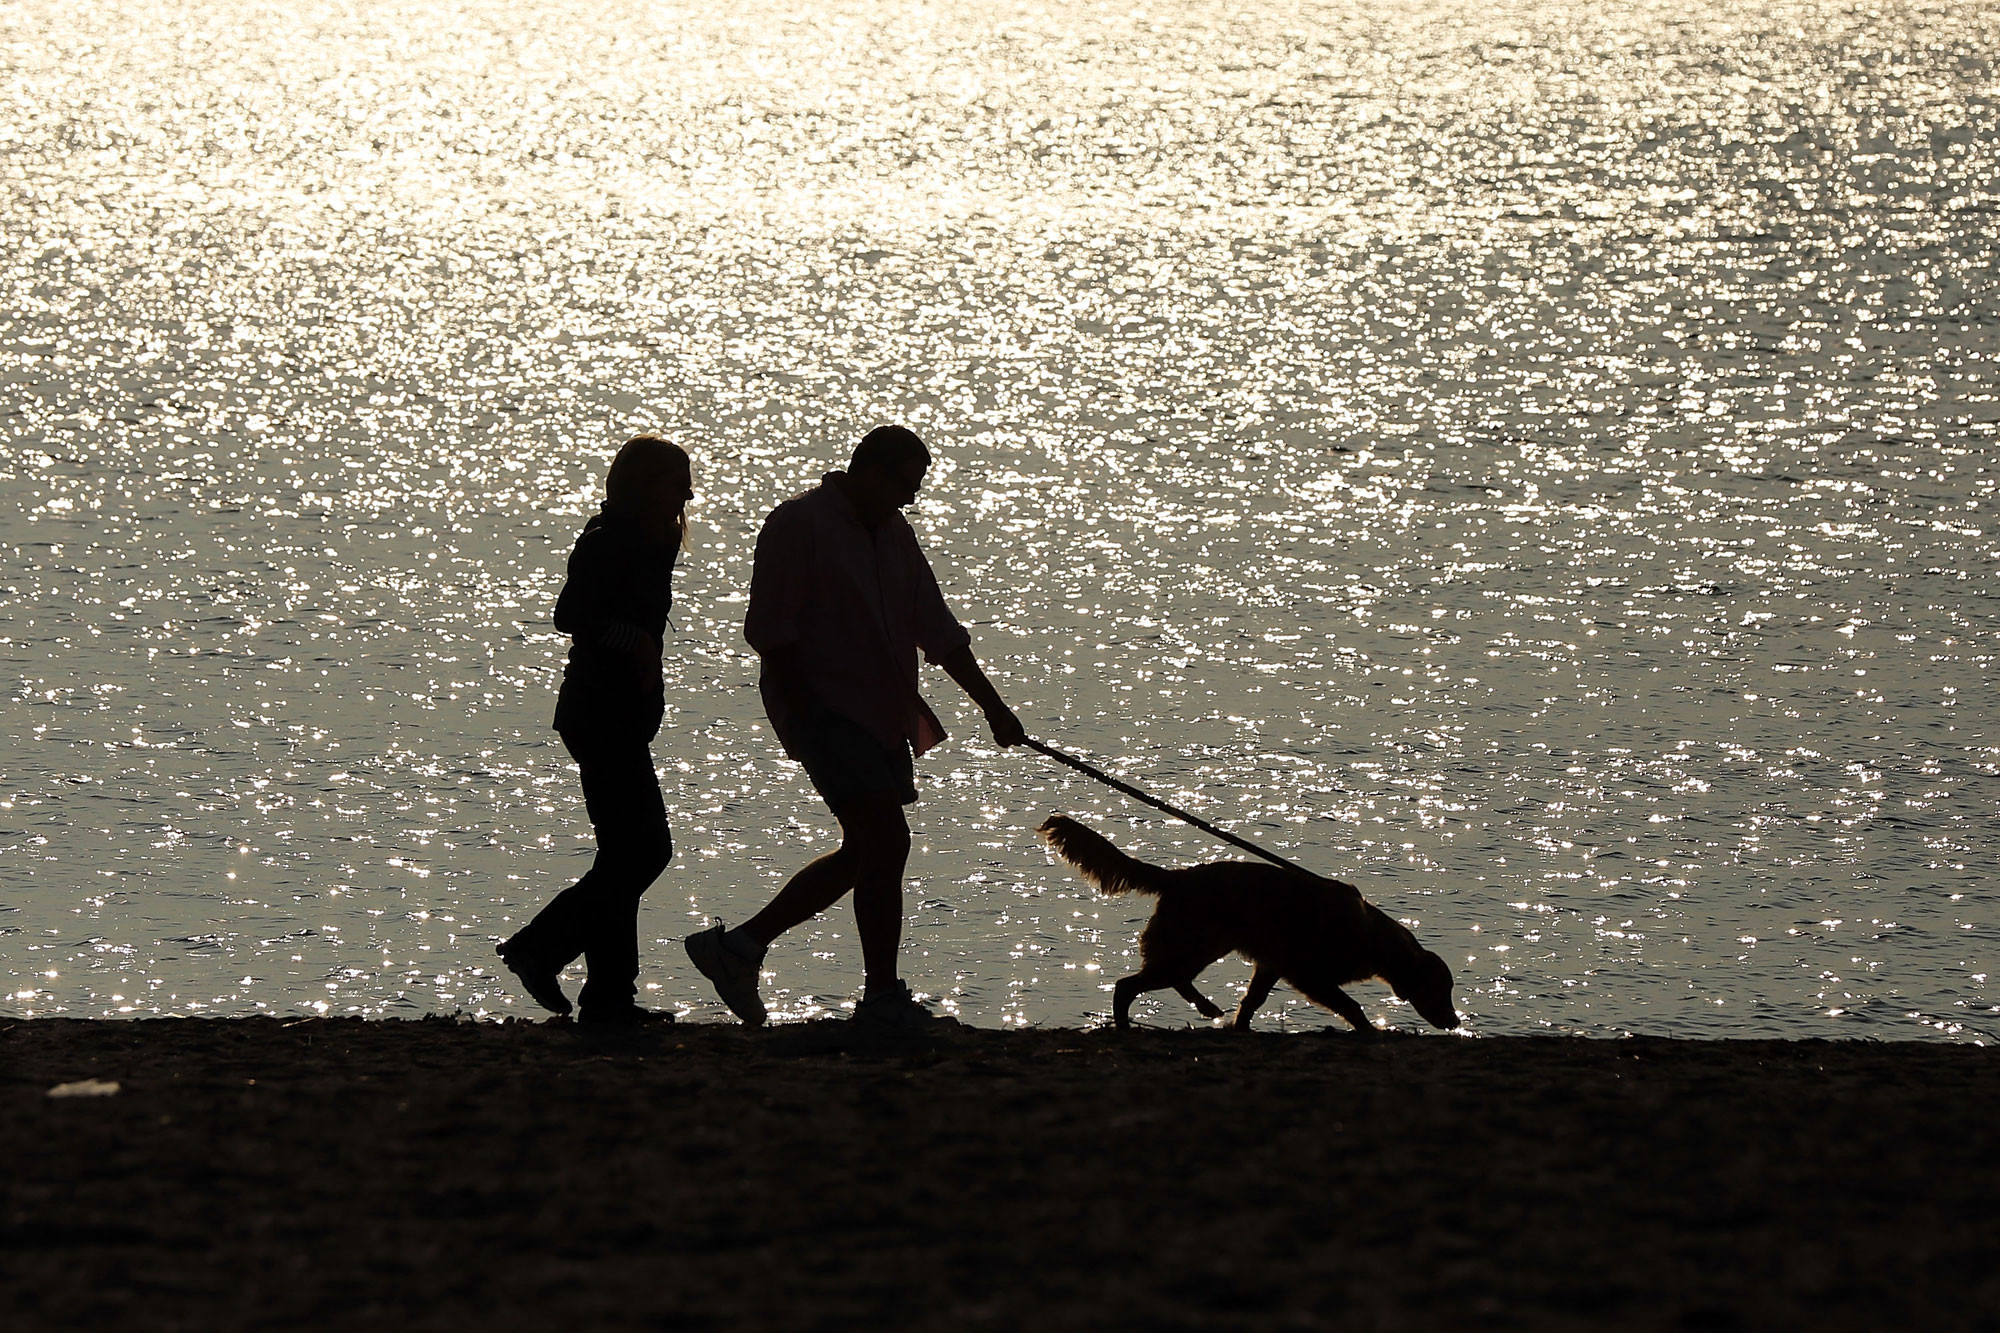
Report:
4,1017,1996,1331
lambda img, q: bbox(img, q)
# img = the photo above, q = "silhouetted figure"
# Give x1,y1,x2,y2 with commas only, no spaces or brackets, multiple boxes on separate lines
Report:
685,426,1024,1028
498,437,693,1025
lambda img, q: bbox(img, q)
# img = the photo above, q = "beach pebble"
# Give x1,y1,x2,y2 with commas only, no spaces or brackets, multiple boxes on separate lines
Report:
46,1079,121,1099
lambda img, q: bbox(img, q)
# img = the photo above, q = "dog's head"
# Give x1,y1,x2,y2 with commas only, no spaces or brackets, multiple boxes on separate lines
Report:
1388,948,1460,1030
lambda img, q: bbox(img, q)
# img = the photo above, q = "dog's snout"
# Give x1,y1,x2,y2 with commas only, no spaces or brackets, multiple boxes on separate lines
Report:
1410,994,1460,1030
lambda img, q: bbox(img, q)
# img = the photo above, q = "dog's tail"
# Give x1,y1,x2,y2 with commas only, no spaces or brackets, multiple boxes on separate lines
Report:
1038,816,1172,897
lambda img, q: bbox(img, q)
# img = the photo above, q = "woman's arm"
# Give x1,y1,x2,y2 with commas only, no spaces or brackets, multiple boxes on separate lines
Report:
554,526,661,684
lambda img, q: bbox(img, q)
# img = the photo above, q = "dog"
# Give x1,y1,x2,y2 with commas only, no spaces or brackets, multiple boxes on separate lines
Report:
1038,815,1459,1033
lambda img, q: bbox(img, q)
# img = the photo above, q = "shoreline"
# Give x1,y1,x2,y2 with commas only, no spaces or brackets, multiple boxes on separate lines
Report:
7,1018,1998,1330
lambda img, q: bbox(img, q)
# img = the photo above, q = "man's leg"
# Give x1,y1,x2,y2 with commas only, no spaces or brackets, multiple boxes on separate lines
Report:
739,843,859,948
740,797,908,980
692,797,906,1025
842,799,912,994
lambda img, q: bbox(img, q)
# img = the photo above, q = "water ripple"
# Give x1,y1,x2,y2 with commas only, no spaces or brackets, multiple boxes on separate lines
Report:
2,0,1996,1037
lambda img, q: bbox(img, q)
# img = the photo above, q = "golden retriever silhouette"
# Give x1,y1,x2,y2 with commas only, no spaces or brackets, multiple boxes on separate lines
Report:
1039,816,1458,1032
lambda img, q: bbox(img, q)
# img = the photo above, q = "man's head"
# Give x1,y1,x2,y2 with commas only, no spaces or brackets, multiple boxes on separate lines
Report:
851,425,930,481
846,425,931,521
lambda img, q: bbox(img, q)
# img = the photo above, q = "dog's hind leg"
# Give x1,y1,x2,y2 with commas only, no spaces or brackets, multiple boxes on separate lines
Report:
1174,981,1225,1020
1115,906,1230,1028
1112,970,1167,1028
1230,962,1281,1030
1114,964,1224,1028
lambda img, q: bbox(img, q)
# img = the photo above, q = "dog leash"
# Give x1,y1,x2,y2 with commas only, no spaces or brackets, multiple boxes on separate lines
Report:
1023,737,1316,877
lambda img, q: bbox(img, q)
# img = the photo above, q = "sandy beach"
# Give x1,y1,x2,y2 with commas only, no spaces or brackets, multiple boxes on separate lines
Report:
4,1018,1995,1331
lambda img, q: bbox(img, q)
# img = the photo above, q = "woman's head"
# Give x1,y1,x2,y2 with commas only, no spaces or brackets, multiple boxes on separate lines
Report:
604,435,693,539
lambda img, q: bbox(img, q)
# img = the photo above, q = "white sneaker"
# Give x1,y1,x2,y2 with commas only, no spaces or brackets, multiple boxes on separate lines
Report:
685,923,767,1027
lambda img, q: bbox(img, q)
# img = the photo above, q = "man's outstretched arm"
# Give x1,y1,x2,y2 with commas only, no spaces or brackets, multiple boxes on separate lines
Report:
940,645,1026,746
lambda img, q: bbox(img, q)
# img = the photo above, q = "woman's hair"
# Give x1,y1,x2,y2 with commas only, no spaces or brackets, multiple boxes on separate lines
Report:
604,435,690,540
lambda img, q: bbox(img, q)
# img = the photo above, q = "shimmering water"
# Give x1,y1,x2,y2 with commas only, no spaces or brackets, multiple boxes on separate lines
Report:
3,0,1996,1036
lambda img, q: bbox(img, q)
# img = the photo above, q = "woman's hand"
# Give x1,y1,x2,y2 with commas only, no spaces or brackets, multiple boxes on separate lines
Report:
597,622,662,691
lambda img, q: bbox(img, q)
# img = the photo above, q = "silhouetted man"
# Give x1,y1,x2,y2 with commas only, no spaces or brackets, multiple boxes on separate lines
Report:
685,425,1025,1027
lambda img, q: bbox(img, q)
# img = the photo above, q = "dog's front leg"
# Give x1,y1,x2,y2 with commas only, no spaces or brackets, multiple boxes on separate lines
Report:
1326,986,1377,1035
1230,963,1280,1030
1173,981,1225,1020
1112,974,1144,1028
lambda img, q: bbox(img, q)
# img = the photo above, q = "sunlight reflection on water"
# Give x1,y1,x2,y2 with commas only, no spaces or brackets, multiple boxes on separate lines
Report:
2,0,1996,1036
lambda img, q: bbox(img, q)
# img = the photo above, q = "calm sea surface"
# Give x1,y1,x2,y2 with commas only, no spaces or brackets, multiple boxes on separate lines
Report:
3,0,1996,1036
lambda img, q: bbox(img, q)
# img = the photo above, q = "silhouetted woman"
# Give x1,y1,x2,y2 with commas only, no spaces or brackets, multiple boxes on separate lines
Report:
498,436,692,1024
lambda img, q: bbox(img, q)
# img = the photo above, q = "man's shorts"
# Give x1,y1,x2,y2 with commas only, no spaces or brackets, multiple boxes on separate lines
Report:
785,708,918,809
